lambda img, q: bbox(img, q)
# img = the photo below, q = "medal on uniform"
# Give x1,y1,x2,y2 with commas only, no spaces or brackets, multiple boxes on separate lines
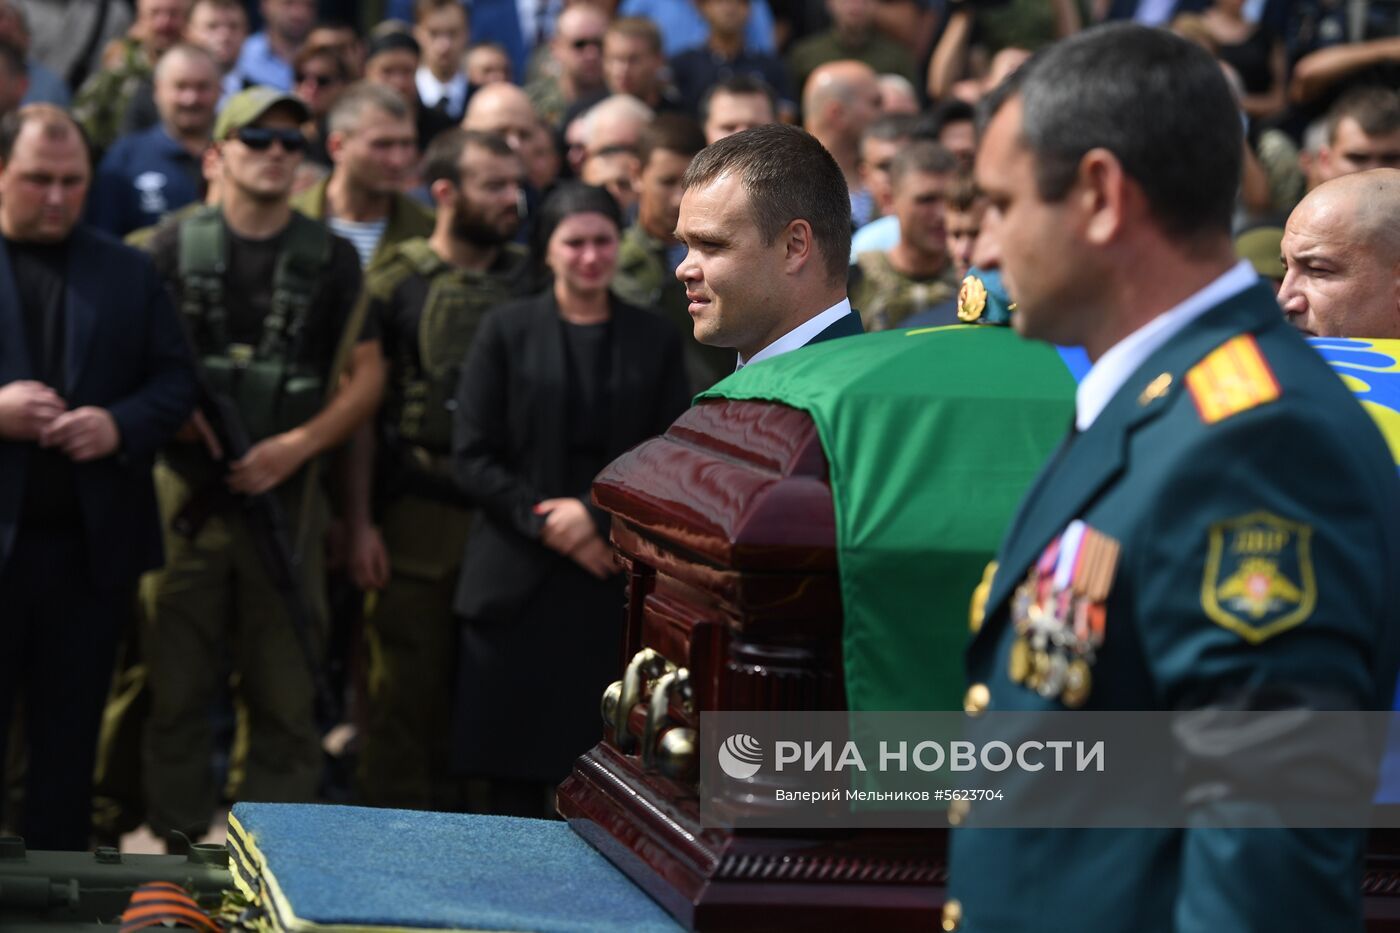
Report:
1062,658,1092,708
1008,636,1031,684
1010,522,1119,706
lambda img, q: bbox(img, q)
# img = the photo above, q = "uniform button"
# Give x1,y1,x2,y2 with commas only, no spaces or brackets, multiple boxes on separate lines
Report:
969,561,997,633
948,797,971,826
963,683,990,716
942,898,963,931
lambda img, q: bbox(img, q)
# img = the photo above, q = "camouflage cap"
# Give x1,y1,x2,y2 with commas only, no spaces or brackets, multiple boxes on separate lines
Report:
213,86,311,140
1235,226,1285,282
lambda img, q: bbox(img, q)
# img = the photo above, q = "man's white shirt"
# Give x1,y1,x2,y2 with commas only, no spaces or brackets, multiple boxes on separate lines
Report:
416,68,469,118
736,298,854,370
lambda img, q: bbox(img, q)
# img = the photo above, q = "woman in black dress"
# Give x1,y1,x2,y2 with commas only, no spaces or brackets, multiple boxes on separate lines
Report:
449,183,691,816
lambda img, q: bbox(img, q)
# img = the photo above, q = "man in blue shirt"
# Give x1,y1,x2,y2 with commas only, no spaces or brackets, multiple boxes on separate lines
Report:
235,0,315,90
671,0,792,115
185,0,250,109
620,0,777,58
88,44,217,236
0,1,68,108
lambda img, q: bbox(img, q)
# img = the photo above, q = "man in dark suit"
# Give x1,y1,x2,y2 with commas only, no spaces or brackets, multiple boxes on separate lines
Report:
674,123,864,371
943,26,1400,932
0,103,196,849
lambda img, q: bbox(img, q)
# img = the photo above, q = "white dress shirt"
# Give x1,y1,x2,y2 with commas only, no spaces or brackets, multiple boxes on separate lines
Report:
1075,260,1258,431
415,68,469,119
737,298,854,370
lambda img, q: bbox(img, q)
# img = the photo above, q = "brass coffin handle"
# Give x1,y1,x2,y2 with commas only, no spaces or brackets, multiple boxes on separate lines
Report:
604,647,674,753
642,667,695,782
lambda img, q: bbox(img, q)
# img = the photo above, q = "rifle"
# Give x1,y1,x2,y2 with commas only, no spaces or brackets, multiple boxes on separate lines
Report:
171,377,337,724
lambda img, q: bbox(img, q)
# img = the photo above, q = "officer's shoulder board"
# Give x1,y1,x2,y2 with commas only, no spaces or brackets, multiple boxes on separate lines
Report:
1184,334,1280,425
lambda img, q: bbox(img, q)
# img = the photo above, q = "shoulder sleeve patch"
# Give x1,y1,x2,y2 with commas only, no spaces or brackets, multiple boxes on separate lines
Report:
1185,334,1281,425
1201,511,1315,643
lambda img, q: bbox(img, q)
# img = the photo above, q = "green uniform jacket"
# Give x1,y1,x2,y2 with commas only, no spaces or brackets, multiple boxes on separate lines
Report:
848,250,959,331
290,179,435,267
612,223,733,392
947,284,1400,932
71,37,151,155
525,75,569,130
786,30,917,102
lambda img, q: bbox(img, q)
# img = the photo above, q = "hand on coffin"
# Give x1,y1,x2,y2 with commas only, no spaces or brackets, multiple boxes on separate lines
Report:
570,534,620,579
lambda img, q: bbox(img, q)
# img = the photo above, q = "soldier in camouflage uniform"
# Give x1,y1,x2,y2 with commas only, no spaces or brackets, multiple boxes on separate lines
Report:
72,0,190,155
849,141,962,330
613,113,732,391
348,129,531,809
141,88,384,844
90,141,225,846
522,4,607,129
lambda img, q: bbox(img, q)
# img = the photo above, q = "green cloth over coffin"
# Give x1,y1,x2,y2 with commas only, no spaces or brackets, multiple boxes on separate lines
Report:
699,325,1078,712
226,803,686,932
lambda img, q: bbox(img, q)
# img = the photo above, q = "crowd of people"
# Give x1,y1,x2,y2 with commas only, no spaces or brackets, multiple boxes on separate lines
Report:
0,0,1395,863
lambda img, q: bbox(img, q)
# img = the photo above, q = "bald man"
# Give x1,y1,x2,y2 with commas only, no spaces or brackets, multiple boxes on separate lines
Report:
802,60,881,227
462,82,540,155
1280,168,1400,338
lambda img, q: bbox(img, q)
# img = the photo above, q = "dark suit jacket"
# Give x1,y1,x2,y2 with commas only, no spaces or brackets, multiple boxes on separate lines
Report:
738,309,866,368
808,310,865,345
451,290,691,621
0,227,197,589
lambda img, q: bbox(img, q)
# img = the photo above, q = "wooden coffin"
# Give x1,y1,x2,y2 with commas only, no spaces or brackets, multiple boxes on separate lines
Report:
555,399,947,932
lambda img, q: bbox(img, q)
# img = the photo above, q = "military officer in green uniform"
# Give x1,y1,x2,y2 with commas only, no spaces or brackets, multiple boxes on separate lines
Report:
141,87,385,845
347,128,530,809
944,25,1400,933
613,113,733,391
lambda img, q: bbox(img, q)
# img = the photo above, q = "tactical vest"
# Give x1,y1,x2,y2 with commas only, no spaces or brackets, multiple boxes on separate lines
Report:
853,251,957,332
373,239,528,455
179,207,332,442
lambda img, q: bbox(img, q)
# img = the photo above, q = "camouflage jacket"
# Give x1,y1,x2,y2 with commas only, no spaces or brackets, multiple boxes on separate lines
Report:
72,37,152,155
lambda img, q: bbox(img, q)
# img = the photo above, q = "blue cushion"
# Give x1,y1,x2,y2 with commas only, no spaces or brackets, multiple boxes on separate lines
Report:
228,803,686,932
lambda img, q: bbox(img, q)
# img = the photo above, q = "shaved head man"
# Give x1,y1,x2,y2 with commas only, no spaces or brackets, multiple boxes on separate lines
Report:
802,60,880,225
1280,168,1400,337
462,81,539,154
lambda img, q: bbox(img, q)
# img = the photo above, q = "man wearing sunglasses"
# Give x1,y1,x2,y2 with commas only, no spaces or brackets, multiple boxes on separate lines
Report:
525,3,608,130
141,85,385,850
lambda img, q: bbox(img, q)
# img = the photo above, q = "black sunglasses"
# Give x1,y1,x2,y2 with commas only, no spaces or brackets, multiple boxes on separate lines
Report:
296,72,340,88
234,126,308,152
570,36,603,50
